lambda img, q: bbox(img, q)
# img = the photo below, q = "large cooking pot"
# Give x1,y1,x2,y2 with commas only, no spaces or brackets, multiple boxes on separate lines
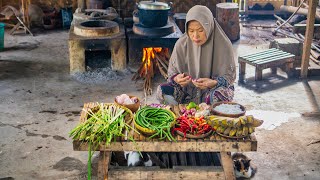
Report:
137,1,171,27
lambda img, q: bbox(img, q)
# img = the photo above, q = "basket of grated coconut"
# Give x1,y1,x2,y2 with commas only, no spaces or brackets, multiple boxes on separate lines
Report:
211,102,246,118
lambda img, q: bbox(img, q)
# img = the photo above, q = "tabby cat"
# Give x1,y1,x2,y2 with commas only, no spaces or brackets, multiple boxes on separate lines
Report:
232,153,257,179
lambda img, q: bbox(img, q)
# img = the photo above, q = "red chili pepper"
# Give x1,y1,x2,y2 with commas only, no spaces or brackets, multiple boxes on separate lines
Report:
172,127,182,135
197,129,204,134
199,124,204,129
176,115,212,136
192,124,198,129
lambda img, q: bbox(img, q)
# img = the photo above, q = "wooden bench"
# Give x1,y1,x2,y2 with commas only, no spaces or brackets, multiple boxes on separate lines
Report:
73,103,258,180
238,48,295,81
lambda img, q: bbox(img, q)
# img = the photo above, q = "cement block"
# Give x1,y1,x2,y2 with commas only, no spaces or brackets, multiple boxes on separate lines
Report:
269,38,303,67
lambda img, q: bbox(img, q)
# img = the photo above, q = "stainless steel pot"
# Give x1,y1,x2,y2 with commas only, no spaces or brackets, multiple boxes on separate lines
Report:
137,1,171,27
138,1,170,10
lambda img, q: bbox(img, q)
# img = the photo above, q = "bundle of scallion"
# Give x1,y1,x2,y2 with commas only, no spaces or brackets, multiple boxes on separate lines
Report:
69,103,135,179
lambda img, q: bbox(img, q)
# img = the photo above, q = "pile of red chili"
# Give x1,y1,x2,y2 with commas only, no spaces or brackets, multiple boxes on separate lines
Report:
173,115,212,137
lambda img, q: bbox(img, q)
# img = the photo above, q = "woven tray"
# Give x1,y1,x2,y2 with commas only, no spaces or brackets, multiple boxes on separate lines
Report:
211,102,246,118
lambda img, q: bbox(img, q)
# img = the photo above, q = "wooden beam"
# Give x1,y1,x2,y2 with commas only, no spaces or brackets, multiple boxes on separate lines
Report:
294,24,320,28
26,0,30,28
78,0,86,10
246,10,287,15
220,152,236,180
108,166,225,180
300,0,318,78
302,2,309,8
274,14,293,28
273,0,306,35
280,5,320,21
98,151,111,180
73,139,256,152
243,24,277,28
293,24,320,36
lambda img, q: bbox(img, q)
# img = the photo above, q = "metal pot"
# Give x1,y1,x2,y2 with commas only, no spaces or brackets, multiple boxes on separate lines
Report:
132,9,139,24
137,1,171,27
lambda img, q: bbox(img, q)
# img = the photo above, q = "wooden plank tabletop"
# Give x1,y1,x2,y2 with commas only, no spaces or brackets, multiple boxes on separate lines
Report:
73,103,257,152
239,48,295,66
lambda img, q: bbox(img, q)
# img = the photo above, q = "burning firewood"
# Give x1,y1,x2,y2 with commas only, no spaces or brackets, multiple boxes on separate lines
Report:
133,48,170,95
155,53,168,71
155,58,168,79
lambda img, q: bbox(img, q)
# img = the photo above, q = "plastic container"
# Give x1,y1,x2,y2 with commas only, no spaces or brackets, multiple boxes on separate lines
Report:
0,23,5,51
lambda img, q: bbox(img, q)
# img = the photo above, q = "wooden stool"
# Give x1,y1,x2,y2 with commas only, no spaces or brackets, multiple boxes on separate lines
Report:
216,3,240,41
238,48,295,81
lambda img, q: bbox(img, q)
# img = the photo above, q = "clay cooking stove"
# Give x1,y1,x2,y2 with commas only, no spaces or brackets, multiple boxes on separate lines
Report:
69,18,126,74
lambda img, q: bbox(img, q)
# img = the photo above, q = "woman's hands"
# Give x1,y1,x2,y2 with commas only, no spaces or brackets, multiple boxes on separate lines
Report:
174,73,192,87
192,78,217,90
174,74,217,90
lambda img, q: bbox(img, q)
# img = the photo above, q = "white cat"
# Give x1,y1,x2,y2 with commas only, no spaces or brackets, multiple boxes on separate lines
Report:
124,151,153,167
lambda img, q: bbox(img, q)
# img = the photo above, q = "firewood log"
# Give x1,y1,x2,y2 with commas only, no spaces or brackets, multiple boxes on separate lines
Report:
280,5,320,21
311,49,320,60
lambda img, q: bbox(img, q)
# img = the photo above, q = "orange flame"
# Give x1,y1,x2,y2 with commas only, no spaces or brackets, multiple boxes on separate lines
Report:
142,47,162,69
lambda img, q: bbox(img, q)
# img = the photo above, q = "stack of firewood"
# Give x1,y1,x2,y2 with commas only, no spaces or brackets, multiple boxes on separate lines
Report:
242,1,320,65
272,0,320,65
310,49,320,65
132,48,170,96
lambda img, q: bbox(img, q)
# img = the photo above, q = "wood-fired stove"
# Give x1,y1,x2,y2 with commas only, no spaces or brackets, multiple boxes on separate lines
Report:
69,19,126,74
126,18,183,69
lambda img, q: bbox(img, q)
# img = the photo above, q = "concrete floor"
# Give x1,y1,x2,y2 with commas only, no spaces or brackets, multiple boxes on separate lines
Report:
0,23,319,180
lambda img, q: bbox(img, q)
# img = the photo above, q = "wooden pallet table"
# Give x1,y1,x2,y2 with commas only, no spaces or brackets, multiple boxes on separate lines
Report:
238,48,295,81
73,103,258,180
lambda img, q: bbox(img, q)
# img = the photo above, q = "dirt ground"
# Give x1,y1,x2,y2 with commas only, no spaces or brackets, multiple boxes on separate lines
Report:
0,20,319,180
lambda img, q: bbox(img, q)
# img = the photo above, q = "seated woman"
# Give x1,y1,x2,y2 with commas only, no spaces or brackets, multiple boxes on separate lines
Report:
157,5,236,105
